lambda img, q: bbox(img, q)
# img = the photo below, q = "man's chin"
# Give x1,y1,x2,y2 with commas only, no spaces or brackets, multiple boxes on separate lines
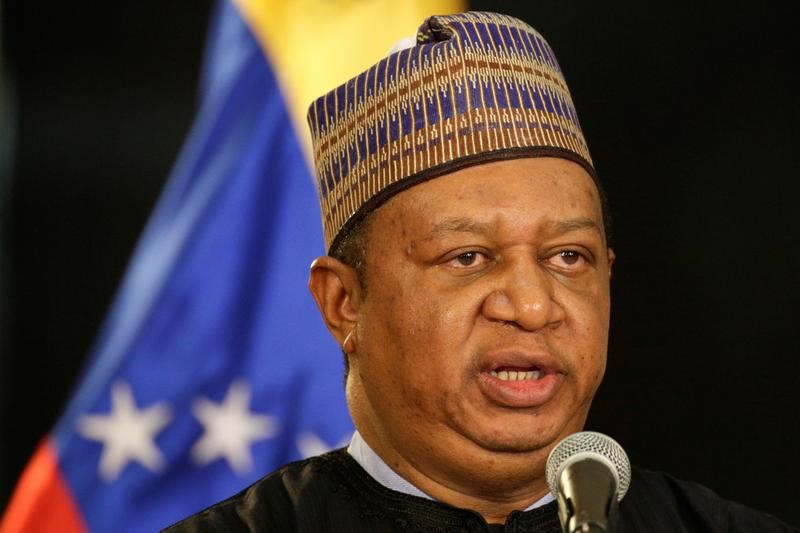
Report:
470,430,559,455
465,414,584,456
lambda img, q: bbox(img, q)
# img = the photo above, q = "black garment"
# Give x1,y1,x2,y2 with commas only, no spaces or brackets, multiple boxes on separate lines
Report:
164,449,797,532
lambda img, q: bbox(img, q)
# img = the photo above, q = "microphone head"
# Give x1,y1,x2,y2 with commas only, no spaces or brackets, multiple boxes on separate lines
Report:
546,431,632,502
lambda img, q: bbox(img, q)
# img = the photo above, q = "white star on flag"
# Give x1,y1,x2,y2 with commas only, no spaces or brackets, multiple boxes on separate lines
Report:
76,380,172,482
296,432,351,459
191,379,278,475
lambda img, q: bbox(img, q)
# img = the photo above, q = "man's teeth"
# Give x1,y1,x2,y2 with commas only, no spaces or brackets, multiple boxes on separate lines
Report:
490,370,543,381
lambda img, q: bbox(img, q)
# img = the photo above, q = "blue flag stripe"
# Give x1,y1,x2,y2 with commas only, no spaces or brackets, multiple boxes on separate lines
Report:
51,1,353,530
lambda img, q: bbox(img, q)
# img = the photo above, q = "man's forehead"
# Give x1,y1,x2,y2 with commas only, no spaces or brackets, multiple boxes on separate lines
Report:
368,160,605,245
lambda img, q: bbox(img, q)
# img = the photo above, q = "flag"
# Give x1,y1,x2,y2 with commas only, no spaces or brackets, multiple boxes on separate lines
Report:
1,0,463,531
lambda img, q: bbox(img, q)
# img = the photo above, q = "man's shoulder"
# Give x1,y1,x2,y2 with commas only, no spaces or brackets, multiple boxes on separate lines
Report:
621,466,797,532
161,449,351,532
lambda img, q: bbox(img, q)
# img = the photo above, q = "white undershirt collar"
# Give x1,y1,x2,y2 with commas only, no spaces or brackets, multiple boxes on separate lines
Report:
347,430,555,511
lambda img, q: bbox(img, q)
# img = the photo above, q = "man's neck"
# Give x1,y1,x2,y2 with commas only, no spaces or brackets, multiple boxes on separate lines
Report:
347,430,554,522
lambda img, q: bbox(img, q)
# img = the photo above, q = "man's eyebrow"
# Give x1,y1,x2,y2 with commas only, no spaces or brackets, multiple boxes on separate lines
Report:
427,217,494,237
547,217,602,235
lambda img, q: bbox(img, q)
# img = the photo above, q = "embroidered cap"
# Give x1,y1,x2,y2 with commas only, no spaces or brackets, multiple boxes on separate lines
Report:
308,11,593,252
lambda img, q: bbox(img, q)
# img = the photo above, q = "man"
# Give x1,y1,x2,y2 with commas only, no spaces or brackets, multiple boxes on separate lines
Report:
166,11,796,532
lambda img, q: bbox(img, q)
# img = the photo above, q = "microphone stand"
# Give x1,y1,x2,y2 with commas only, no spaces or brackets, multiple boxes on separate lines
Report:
556,459,619,533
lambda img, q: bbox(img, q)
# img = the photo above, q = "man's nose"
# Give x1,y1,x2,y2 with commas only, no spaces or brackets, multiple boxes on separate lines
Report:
480,256,565,331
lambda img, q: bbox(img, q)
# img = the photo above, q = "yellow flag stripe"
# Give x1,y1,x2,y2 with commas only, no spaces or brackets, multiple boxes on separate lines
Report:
233,0,465,157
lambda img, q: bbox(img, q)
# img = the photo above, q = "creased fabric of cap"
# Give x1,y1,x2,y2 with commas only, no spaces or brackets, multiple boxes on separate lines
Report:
308,11,593,251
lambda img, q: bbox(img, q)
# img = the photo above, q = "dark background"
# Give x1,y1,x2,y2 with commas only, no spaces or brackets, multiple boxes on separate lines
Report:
2,0,798,526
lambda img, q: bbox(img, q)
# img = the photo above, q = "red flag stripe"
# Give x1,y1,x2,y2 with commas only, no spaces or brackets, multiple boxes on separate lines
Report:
1,439,86,533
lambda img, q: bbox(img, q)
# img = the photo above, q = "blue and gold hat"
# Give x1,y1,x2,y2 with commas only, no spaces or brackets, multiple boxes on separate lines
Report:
308,11,593,251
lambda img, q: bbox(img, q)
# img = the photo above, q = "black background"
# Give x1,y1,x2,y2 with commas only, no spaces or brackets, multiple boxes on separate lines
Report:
2,0,798,526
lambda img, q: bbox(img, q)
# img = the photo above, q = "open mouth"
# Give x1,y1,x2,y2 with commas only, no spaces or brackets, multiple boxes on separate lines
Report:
480,357,563,408
489,367,544,381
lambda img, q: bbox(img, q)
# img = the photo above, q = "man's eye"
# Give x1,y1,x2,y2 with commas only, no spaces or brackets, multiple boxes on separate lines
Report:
449,251,486,268
559,251,581,265
549,250,587,269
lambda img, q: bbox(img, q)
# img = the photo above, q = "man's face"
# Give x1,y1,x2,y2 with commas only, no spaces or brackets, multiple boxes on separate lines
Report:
348,157,613,489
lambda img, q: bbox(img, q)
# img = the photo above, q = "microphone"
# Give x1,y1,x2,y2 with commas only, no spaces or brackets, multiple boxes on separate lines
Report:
545,431,631,533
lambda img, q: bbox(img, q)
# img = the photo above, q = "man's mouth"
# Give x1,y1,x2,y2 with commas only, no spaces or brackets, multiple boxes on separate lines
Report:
479,352,564,408
489,367,544,381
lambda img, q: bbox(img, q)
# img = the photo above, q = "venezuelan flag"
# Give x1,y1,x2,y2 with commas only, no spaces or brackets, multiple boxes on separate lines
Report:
1,0,462,531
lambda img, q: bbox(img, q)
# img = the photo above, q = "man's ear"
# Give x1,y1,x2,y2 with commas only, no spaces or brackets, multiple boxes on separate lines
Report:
607,248,616,279
308,256,362,348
